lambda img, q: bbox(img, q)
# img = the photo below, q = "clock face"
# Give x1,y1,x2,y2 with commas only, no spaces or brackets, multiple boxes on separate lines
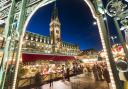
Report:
56,30,59,34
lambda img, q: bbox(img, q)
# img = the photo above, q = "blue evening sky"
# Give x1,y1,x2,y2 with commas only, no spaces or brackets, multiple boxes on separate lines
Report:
26,0,119,51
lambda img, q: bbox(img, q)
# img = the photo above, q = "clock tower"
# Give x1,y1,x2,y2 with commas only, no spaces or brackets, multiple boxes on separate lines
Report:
50,3,61,53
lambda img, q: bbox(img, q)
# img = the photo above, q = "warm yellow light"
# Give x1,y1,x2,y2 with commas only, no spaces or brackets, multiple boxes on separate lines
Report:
12,0,56,89
84,0,116,89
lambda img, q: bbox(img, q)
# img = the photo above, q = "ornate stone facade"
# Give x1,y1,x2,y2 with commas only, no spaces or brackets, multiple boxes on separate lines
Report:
22,4,80,55
22,31,80,55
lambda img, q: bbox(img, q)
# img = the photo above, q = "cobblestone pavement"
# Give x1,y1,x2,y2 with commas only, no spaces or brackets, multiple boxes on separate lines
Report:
31,73,109,89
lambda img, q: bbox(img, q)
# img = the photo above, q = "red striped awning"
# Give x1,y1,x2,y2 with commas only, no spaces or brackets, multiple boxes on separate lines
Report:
22,53,75,62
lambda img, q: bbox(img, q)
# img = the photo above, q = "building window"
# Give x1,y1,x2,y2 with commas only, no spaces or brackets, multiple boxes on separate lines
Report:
31,37,33,40
56,30,59,34
56,38,60,41
31,42,36,48
40,38,42,42
44,38,46,43
26,42,30,47
47,40,49,44
36,38,38,41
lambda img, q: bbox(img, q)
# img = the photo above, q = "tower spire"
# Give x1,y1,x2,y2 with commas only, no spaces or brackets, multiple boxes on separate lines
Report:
51,1,58,20
50,1,61,53
54,1,56,8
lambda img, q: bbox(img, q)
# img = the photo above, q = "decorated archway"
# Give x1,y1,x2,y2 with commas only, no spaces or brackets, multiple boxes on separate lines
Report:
0,0,121,89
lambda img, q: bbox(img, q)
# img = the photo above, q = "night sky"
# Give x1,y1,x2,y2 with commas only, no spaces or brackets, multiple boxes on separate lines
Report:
26,0,111,51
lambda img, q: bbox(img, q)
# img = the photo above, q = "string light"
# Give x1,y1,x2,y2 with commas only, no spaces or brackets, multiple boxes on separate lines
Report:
12,0,117,89
84,0,116,89
12,0,56,89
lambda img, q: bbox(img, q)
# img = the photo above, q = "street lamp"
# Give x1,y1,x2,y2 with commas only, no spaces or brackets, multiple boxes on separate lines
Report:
93,21,97,25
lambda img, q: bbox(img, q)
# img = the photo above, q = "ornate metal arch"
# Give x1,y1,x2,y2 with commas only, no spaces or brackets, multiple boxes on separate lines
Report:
0,0,118,89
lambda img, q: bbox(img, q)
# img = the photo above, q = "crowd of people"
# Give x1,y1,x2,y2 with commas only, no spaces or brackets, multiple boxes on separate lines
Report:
83,62,110,87
34,62,110,88
34,63,84,88
92,63,110,83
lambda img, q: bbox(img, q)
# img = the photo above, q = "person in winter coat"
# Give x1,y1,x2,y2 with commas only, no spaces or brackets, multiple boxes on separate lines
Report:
103,67,110,88
35,72,42,89
66,67,70,81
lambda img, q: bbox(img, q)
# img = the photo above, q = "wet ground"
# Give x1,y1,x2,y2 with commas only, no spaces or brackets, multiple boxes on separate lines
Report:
31,73,109,89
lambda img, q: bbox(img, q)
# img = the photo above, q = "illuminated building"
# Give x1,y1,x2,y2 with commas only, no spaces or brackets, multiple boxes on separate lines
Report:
75,49,98,63
0,5,80,88
22,4,80,56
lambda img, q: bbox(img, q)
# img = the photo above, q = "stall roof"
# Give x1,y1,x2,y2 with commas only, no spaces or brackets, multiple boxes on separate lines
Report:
22,53,75,62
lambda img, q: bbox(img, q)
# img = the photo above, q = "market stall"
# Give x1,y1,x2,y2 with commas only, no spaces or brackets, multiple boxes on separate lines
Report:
18,53,76,88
